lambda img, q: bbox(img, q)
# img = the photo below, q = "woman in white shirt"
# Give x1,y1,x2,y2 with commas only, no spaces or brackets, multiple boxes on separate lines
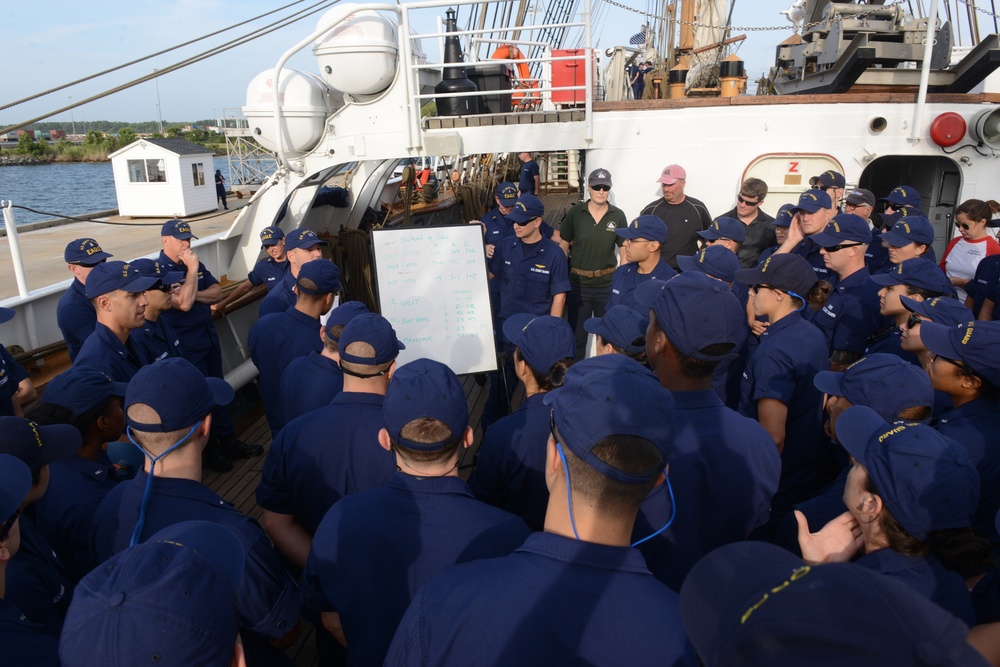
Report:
941,199,1000,302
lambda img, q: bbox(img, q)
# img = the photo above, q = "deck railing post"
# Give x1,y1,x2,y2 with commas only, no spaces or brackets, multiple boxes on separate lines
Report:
1,202,30,299
910,0,940,144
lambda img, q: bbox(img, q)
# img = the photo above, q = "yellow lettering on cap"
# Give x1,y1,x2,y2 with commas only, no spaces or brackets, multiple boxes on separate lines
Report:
741,565,811,624
806,193,817,202
832,222,841,233
121,263,131,277
962,326,974,345
902,223,911,234
86,246,101,255
28,420,44,448
878,425,907,443
761,257,772,273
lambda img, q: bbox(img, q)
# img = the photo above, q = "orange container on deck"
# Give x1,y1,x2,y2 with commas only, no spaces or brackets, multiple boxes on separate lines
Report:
551,49,595,105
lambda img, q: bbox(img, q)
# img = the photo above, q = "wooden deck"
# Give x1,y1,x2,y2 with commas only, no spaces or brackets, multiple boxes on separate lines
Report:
204,372,523,665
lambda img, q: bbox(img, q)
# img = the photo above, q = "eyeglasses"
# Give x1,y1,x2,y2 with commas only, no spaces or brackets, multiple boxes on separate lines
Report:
931,353,975,374
737,195,760,206
590,185,610,192
822,243,864,253
955,222,972,231
905,313,922,329
153,283,174,293
0,508,21,542
622,238,651,244
844,202,871,211
750,284,779,293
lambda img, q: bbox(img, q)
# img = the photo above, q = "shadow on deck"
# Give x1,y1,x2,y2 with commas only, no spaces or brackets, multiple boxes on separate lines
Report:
204,372,524,666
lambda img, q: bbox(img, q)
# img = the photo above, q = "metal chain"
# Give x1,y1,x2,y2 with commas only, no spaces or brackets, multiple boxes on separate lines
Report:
954,0,1000,19
597,0,907,33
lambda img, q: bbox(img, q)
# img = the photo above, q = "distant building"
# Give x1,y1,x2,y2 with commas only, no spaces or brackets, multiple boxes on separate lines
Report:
109,137,216,217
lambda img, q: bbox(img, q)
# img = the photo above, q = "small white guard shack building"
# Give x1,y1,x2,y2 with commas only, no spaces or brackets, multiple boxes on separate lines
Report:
109,138,217,217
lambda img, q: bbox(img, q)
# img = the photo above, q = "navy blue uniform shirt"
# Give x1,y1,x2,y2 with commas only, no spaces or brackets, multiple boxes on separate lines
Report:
249,306,324,433
739,311,830,510
0,344,29,416
384,532,696,666
90,471,301,638
608,259,676,313
279,351,344,426
130,316,183,364
257,391,392,534
865,233,892,273
248,256,290,291
5,517,70,637
858,548,977,627
634,389,780,591
968,255,1000,318
303,473,530,667
790,237,837,285
468,393,551,530
934,397,1000,543
156,252,220,366
865,326,921,365
74,323,149,383
34,452,118,580
518,160,539,194
0,598,60,667
808,266,887,358
56,279,95,361
491,235,570,326
259,272,297,317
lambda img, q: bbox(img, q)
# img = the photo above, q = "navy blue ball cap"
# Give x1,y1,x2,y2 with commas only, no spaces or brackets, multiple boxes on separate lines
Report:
495,182,519,205
85,261,160,299
697,217,746,244
790,188,832,213
259,226,285,246
384,358,467,452
65,237,113,264
502,314,575,372
900,295,972,328
0,454,31,521
507,194,545,223
921,320,1000,388
544,354,674,483
772,203,795,227
810,169,846,189
285,228,329,251
44,367,128,417
734,253,817,301
129,257,184,286
616,215,668,243
870,258,954,295
324,301,369,341
61,522,243,667
812,354,933,423
125,358,234,433
678,245,740,283
583,305,647,354
835,405,979,538
680,541,986,667
881,185,922,208
160,219,196,239
0,307,14,325
881,216,934,247
338,313,405,365
635,272,746,361
0,417,81,473
809,213,872,247
147,521,245,590
296,259,340,295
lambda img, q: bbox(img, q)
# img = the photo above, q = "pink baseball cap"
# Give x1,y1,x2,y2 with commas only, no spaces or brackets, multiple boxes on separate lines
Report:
656,164,687,185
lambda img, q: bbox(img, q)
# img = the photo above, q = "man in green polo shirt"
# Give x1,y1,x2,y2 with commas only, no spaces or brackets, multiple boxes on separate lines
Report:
558,168,629,358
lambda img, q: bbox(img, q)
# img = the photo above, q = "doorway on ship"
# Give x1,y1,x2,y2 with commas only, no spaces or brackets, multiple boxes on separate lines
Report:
859,155,961,259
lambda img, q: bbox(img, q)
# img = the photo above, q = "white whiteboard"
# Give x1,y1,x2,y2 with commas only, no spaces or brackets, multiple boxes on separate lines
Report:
372,225,498,374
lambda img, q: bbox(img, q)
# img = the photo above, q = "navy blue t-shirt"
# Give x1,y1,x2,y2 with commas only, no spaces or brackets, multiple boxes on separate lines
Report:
257,391,392,534
518,160,539,194
279,351,344,426
385,532,696,666
303,473,530,667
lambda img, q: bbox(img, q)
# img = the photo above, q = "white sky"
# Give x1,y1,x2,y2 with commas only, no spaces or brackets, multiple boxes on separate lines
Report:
1,0,796,126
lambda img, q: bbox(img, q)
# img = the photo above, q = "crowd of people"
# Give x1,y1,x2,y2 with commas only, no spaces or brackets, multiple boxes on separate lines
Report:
2,162,1000,666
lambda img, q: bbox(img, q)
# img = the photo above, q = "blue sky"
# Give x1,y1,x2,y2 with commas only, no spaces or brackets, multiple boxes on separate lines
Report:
1,0,795,126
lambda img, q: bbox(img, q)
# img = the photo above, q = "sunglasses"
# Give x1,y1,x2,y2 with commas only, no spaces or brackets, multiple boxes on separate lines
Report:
933,353,975,374
823,242,864,253
590,185,610,192
844,202,870,210
737,195,760,206
0,508,21,542
905,313,922,329
513,218,537,226
152,283,174,293
750,284,778,293
955,222,972,231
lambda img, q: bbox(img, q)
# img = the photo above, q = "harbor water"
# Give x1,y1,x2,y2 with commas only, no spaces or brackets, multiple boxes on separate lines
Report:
1,156,235,226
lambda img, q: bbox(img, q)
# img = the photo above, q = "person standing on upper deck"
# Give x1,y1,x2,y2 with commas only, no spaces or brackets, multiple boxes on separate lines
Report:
559,168,628,358
639,164,713,270
719,178,776,268
517,152,540,196
57,239,113,361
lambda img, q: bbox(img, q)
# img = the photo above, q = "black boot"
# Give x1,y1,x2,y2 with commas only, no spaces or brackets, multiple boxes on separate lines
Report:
219,434,264,459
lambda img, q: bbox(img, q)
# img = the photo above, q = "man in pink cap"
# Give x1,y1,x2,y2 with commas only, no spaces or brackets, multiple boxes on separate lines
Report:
640,164,713,270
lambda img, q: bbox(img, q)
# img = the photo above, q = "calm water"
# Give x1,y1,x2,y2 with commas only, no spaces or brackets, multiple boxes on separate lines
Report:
0,157,233,225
